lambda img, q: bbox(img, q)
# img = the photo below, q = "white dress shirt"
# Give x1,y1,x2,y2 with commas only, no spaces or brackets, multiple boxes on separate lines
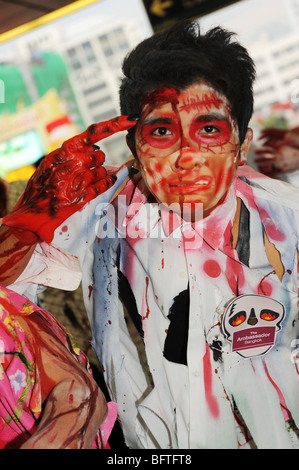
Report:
9,163,299,449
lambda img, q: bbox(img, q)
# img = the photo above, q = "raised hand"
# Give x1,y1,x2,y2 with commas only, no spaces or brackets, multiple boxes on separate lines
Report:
2,115,137,243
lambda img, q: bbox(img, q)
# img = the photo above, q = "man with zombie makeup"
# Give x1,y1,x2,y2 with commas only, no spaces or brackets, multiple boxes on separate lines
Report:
1,20,299,449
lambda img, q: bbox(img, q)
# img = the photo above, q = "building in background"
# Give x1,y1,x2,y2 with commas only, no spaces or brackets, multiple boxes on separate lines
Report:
0,0,152,174
1,0,299,172
12,13,148,165
62,19,147,164
0,64,32,114
200,0,299,113
243,0,299,111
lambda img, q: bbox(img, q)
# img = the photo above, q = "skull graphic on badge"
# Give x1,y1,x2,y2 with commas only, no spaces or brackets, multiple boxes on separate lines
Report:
222,294,285,358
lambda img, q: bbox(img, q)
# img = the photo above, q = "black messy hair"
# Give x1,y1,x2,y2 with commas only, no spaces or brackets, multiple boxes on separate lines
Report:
119,20,255,147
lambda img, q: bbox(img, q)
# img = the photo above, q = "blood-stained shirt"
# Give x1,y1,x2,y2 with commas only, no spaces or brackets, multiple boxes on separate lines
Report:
8,162,299,449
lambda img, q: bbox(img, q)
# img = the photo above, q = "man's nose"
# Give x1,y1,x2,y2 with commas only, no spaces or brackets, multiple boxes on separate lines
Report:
174,147,206,170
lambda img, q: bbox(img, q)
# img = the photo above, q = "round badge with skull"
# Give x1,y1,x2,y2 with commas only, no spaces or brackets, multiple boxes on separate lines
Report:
222,294,285,358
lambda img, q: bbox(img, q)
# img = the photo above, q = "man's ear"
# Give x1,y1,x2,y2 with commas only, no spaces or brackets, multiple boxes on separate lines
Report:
239,128,253,166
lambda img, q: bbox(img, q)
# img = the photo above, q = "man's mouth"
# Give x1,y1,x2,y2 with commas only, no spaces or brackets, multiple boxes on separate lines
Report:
168,176,212,193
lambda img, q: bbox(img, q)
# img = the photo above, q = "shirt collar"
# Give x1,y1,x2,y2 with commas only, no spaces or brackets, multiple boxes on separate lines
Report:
118,175,237,250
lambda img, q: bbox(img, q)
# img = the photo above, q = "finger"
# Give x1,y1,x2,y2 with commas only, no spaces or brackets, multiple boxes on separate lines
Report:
66,115,138,150
74,167,109,187
64,167,113,203
254,156,276,163
84,115,138,145
259,128,286,139
90,165,110,182
255,150,276,156
257,164,276,175
285,130,299,147
258,137,283,147
84,174,117,199
72,148,106,168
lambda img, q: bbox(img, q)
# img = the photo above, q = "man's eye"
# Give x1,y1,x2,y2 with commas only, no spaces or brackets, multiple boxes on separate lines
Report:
152,127,171,136
201,125,219,134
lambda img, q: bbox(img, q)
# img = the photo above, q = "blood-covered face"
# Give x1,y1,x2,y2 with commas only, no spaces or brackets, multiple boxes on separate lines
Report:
133,83,252,219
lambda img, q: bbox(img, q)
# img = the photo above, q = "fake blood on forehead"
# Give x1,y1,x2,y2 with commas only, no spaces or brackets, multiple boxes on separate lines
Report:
178,92,223,113
143,86,225,112
141,86,232,151
143,87,180,109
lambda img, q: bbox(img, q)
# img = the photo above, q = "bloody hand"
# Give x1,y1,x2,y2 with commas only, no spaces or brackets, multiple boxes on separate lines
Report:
2,115,137,243
254,127,299,175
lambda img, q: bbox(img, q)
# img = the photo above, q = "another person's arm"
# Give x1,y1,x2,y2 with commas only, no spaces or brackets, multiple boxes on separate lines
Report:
0,225,37,286
17,311,107,449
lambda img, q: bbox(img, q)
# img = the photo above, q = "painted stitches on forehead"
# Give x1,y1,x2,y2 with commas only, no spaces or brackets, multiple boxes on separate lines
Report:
179,91,224,113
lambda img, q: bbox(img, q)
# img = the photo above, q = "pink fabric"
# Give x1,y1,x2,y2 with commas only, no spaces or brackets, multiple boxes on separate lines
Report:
0,284,116,449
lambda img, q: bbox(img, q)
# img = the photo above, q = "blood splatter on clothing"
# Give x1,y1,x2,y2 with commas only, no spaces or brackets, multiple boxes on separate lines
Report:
9,163,299,449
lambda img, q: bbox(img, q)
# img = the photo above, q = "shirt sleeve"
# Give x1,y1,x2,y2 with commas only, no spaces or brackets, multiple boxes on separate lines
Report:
12,242,82,291
7,162,132,304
